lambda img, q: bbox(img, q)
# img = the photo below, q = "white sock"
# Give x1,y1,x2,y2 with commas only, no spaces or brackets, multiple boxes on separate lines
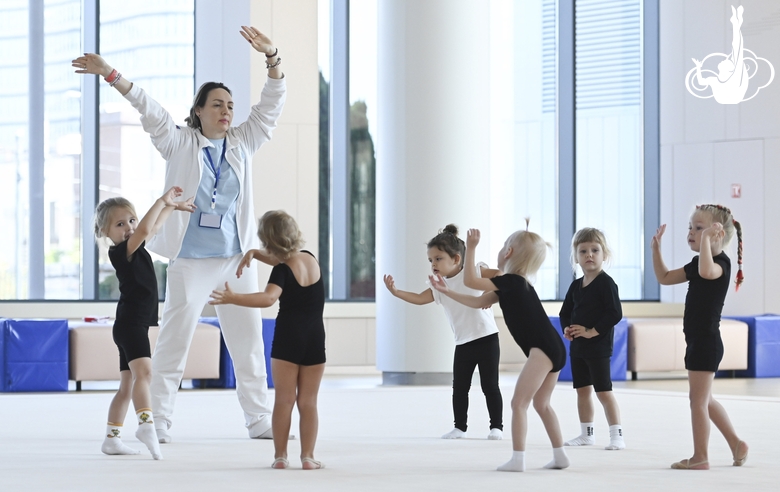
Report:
101,423,140,455
135,409,163,460
441,428,466,439
487,428,503,440
564,422,595,446
544,447,570,469
605,424,625,450
497,450,526,472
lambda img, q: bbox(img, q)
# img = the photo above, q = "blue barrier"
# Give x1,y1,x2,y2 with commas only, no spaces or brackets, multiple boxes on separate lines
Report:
725,315,780,378
0,318,69,392
552,317,628,382
193,317,275,389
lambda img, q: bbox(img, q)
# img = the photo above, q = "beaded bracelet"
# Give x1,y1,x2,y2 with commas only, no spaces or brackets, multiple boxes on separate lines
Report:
266,57,282,70
109,72,123,87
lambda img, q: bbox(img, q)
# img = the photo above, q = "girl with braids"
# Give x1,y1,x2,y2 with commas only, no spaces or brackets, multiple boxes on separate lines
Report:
383,225,504,440
430,225,569,472
651,204,748,470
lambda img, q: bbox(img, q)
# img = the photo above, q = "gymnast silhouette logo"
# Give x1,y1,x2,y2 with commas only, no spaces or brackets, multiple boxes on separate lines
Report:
685,5,774,104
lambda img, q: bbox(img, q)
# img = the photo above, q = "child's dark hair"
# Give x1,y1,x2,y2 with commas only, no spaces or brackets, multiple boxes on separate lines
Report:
694,204,744,290
427,224,465,265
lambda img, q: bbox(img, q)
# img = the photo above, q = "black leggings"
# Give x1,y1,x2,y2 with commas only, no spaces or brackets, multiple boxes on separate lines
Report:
452,333,503,432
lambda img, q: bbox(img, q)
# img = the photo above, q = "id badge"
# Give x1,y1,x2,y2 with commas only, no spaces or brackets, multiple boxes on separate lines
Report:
199,212,223,229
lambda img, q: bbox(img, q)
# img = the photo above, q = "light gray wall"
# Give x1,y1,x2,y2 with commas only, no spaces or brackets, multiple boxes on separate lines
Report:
659,0,780,315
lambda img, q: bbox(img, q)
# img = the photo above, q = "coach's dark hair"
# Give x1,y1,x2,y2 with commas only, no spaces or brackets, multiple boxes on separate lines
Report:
185,82,232,131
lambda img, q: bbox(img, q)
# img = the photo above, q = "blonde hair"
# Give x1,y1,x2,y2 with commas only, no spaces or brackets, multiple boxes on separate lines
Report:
257,210,304,261
501,220,551,280
93,197,137,243
570,227,611,272
693,204,744,290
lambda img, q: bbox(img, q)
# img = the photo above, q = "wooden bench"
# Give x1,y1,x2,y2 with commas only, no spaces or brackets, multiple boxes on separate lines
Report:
68,321,221,390
627,318,748,380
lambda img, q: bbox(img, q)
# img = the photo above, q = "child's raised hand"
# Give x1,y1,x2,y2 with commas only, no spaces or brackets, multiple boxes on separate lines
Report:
209,282,235,305
160,186,183,206
235,250,256,278
466,229,481,249
383,274,398,295
651,224,666,249
702,222,724,242
428,274,449,294
175,196,196,213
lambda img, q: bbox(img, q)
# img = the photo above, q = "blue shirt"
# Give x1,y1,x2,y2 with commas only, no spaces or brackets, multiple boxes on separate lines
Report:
177,138,242,258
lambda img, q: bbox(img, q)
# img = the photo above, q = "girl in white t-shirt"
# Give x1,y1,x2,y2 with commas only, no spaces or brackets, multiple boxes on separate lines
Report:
383,224,504,440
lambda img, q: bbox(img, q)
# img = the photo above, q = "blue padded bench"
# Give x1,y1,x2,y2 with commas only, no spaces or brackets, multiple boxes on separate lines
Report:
726,315,780,378
0,318,68,392
193,317,275,389
551,316,628,382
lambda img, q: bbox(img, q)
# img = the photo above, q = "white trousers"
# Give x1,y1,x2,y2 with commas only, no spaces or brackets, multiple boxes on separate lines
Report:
151,254,272,436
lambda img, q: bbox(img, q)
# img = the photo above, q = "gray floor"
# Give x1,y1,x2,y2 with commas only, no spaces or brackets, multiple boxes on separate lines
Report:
1,373,778,491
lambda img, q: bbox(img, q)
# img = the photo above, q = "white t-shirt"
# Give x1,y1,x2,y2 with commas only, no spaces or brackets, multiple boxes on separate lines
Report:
429,262,500,345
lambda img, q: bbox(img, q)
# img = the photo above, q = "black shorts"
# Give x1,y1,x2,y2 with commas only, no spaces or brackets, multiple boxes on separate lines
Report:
684,332,724,372
113,321,152,371
570,356,612,392
271,323,326,366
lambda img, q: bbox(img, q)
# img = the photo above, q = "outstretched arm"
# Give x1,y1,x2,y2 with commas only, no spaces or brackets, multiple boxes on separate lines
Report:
72,53,133,96
383,275,434,305
235,249,280,278
430,274,498,308
126,187,193,257
209,281,283,308
463,229,500,292
651,224,687,285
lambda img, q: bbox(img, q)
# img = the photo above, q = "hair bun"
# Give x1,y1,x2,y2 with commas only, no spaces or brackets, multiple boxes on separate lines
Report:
442,224,459,236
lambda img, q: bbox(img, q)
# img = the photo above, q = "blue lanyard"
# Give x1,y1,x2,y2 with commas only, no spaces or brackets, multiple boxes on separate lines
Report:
203,138,227,210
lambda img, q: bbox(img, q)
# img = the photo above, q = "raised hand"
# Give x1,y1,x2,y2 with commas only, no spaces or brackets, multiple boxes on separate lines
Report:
160,186,183,206
702,222,724,243
651,224,666,250
691,58,703,68
428,274,449,294
466,229,481,249
383,274,398,295
209,282,235,305
72,53,112,77
235,250,257,278
239,26,275,56
175,196,196,213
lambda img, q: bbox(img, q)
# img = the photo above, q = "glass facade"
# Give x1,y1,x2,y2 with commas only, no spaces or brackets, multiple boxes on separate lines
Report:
0,0,193,300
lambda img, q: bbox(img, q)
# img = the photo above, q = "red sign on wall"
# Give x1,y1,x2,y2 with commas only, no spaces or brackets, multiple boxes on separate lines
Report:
731,184,741,198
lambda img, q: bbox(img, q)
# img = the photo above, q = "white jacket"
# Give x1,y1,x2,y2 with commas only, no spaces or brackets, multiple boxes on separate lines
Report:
123,77,287,259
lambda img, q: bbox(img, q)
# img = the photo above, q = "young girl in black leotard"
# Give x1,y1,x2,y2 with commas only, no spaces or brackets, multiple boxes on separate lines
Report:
209,210,326,470
651,204,748,470
430,223,569,473
94,186,194,460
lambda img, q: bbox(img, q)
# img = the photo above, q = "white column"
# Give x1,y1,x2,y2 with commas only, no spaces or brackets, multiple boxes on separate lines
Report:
375,0,492,384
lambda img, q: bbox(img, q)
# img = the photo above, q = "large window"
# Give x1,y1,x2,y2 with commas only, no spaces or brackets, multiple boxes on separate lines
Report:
0,0,194,300
96,0,194,300
319,0,656,301
575,0,643,299
319,0,377,301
